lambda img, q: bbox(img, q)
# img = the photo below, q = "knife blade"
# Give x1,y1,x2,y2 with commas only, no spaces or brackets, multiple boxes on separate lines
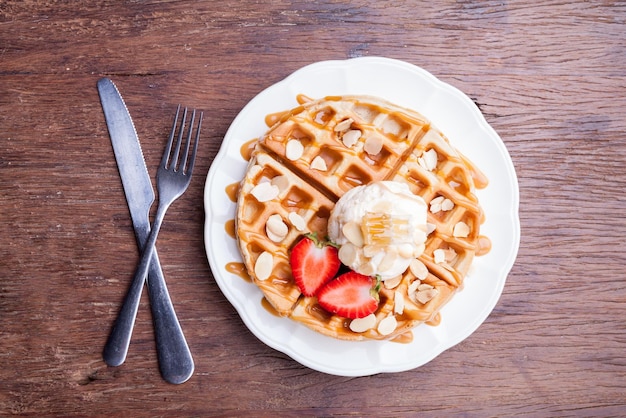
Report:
97,78,194,384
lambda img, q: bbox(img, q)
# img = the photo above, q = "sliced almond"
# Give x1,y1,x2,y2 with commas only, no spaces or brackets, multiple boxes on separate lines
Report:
377,248,398,272
377,315,398,336
358,261,376,276
429,196,444,214
425,149,438,170
349,313,376,333
453,221,470,238
433,248,446,264
342,221,364,247
398,243,414,259
310,156,327,171
409,259,429,280
270,175,290,193
382,117,402,136
248,164,262,178
338,243,358,266
383,275,402,289
394,290,404,315
334,118,354,133
285,139,304,161
416,288,439,304
354,105,377,122
288,212,306,231
408,279,421,296
266,228,286,243
364,135,384,155
363,244,381,258
427,223,437,235
444,247,458,262
441,198,454,211
266,214,288,242
341,129,361,148
254,251,273,281
250,182,279,202
418,149,438,171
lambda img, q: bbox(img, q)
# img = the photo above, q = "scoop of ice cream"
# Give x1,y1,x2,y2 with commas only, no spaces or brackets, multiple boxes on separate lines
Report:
328,181,428,279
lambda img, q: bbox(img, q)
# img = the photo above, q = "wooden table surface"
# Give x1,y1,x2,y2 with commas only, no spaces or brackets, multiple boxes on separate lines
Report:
2,1,625,416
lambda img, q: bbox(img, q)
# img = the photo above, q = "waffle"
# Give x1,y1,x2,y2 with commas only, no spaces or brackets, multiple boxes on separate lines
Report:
236,95,487,341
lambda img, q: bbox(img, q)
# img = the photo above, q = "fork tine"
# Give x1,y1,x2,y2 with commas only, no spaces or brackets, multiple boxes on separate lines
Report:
162,105,202,174
162,104,181,169
170,107,188,171
183,111,202,175
180,109,196,174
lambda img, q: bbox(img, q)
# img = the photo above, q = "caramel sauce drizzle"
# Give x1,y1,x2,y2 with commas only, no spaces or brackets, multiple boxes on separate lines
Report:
240,138,258,162
460,154,489,190
264,111,287,128
225,182,239,203
476,235,492,257
225,262,251,282
263,95,314,128
425,312,442,327
224,219,236,239
296,94,313,105
391,331,414,344
261,297,280,317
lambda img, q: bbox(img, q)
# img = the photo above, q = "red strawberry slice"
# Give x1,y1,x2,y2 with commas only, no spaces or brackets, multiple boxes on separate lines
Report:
290,233,341,296
317,272,380,319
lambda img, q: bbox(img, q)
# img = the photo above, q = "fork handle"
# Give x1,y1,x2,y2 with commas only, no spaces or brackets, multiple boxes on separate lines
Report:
128,203,167,311
103,259,145,367
142,204,194,383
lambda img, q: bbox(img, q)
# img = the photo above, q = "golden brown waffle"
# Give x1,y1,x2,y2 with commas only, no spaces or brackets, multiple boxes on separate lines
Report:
236,95,488,341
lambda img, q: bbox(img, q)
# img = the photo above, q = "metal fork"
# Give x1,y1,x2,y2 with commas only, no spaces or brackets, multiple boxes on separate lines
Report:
132,106,202,289
103,106,202,382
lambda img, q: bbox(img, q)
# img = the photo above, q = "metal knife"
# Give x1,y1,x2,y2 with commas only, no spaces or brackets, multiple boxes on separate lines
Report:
97,78,194,384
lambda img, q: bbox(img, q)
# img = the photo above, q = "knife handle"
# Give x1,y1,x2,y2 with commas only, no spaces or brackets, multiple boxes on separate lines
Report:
145,251,195,384
102,248,194,383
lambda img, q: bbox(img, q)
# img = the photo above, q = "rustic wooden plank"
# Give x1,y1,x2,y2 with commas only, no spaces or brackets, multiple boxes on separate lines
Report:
1,0,625,415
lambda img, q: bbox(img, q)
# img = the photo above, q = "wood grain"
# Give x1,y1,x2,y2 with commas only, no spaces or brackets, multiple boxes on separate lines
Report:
1,0,625,415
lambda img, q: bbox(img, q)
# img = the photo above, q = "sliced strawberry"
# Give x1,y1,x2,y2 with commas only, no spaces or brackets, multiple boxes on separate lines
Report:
317,272,380,319
290,233,341,296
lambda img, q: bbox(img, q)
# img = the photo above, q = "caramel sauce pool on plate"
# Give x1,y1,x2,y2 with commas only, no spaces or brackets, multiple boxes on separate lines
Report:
225,262,250,282
240,138,257,162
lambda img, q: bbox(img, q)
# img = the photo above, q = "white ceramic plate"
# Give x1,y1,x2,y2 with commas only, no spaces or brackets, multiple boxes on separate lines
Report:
204,57,520,376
